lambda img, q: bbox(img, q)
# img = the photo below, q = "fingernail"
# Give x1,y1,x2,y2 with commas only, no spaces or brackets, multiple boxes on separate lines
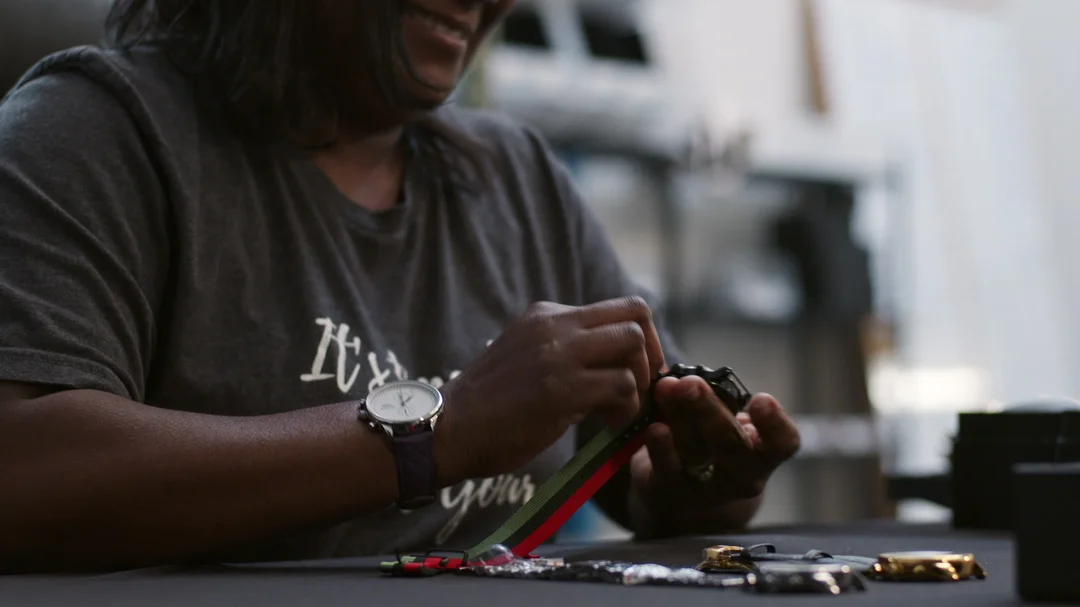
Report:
754,393,779,408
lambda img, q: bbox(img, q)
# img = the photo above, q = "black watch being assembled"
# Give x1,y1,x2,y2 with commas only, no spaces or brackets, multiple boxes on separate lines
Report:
357,380,445,510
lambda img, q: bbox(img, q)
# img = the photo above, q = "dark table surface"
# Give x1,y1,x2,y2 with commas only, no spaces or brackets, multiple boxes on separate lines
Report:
1,521,1025,606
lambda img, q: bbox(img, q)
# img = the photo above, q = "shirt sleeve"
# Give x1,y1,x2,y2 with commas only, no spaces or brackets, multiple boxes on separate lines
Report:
0,62,169,400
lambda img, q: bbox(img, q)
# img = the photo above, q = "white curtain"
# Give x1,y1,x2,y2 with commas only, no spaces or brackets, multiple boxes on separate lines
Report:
817,0,1077,408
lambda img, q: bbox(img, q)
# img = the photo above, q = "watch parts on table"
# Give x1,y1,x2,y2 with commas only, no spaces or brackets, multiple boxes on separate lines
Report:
695,543,876,573
620,564,745,588
468,557,742,589
382,542,991,599
866,551,988,582
378,550,469,576
745,563,867,594
697,544,757,573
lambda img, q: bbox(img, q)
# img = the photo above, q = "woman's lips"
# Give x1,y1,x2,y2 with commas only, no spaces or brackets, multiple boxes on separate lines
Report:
404,4,474,51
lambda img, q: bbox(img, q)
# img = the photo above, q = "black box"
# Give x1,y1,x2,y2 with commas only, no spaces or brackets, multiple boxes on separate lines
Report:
1060,412,1080,460
1013,462,1080,602
952,412,1073,530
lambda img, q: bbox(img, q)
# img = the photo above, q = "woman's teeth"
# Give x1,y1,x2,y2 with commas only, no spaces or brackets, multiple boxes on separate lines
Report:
418,12,468,42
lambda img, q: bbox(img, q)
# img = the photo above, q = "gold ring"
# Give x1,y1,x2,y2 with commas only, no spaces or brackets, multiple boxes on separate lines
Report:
685,460,715,482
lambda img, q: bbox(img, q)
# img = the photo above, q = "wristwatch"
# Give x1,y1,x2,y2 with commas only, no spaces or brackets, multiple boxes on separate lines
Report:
745,563,867,594
357,380,445,509
865,551,988,582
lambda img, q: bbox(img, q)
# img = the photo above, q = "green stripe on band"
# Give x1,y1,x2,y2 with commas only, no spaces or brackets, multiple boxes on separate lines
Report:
465,395,658,560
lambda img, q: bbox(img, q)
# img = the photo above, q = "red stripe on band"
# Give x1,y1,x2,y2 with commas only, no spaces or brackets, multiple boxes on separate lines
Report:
509,433,647,557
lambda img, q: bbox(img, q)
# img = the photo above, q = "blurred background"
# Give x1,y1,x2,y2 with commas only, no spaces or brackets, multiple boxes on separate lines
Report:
3,0,1078,538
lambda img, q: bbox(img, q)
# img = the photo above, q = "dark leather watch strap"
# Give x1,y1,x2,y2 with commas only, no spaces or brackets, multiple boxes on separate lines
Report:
394,430,436,509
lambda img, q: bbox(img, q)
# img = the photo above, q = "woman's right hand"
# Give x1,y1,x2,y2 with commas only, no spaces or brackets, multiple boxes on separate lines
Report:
437,296,666,482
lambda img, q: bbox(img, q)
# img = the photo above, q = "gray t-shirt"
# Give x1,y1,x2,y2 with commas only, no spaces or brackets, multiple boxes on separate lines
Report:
0,46,679,560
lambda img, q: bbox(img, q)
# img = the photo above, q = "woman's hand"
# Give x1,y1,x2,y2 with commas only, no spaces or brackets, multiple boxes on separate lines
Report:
438,296,665,482
629,375,801,533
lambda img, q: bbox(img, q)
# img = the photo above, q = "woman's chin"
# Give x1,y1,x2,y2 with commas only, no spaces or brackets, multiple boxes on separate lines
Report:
401,79,458,111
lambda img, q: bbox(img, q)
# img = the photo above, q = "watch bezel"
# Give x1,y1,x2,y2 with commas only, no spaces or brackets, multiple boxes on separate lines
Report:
363,380,445,428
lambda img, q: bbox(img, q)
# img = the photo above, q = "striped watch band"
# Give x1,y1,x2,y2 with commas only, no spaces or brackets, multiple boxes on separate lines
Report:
380,364,751,574
464,364,751,561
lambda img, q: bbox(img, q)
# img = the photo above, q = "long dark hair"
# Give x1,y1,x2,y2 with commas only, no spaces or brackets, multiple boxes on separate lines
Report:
106,0,490,189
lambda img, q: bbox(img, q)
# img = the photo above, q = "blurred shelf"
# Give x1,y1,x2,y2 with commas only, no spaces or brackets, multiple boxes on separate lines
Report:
749,122,891,187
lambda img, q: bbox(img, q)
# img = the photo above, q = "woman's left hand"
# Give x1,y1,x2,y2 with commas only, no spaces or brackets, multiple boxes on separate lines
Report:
629,375,801,533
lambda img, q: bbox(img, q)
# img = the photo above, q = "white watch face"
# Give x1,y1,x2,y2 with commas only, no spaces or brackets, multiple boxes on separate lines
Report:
367,382,442,424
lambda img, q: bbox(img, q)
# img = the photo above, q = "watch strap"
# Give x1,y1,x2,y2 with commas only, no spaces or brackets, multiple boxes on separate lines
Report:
394,430,436,510
379,365,755,577
460,365,752,561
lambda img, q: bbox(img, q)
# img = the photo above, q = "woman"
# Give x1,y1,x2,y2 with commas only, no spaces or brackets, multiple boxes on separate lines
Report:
0,0,800,571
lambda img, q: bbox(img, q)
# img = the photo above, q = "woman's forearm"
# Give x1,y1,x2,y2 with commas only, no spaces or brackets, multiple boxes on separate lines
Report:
0,388,464,572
